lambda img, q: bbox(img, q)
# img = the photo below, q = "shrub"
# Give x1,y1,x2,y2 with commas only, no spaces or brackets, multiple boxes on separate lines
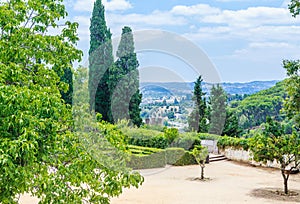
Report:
173,151,197,166
122,127,168,149
165,148,186,165
128,145,163,155
172,133,201,150
164,127,179,144
127,151,166,169
217,136,249,150
198,133,220,140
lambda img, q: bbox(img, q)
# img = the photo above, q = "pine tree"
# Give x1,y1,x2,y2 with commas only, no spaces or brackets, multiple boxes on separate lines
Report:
209,84,227,135
188,76,208,132
88,0,113,122
222,109,242,137
110,26,142,126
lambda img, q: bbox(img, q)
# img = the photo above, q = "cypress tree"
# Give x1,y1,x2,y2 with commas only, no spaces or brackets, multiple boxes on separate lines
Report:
88,0,113,122
188,76,208,132
209,84,227,135
110,26,142,127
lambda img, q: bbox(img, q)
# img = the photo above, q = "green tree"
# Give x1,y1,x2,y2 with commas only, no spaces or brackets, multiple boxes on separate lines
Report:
249,117,300,195
283,60,300,128
222,109,242,137
188,76,208,132
0,1,142,203
192,145,209,180
88,0,113,122
60,67,73,105
289,0,300,17
209,84,227,135
111,26,142,127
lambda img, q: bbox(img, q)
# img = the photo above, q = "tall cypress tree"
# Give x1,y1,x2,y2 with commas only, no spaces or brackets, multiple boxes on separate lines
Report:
110,26,142,127
209,84,227,135
188,76,208,132
88,0,113,122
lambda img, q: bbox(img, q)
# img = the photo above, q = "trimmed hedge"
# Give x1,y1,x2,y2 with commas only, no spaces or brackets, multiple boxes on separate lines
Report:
122,127,168,149
165,148,186,165
128,145,163,155
172,151,197,166
127,151,166,169
172,134,201,150
127,146,197,169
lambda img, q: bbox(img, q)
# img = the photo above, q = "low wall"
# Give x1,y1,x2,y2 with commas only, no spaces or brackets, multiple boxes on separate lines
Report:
219,147,280,169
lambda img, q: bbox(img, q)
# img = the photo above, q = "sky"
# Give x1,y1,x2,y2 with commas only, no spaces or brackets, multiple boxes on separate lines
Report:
64,0,300,83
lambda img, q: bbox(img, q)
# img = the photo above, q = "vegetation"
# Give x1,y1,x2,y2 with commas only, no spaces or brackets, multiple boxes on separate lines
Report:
283,60,300,127
111,26,142,126
249,117,300,194
0,1,143,203
192,145,209,180
209,84,227,135
188,76,209,132
88,0,114,122
231,81,285,129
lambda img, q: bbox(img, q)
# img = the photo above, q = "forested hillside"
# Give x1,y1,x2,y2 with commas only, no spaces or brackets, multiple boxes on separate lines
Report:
230,81,286,129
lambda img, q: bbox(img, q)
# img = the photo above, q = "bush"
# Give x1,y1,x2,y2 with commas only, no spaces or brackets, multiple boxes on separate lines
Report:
173,151,197,166
217,136,249,150
122,127,168,149
198,133,220,140
127,146,197,169
172,133,201,150
128,145,163,155
127,151,166,169
165,148,186,165
164,127,179,144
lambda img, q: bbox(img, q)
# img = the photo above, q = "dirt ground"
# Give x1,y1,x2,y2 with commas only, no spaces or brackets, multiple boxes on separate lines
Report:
110,160,300,204
20,160,300,204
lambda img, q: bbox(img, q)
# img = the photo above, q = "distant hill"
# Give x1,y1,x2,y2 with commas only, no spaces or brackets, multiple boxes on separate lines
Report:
231,81,286,129
140,80,279,97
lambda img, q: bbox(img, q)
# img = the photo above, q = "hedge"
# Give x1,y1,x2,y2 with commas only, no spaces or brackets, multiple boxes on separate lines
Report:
172,151,197,166
127,151,166,169
121,127,169,149
165,148,186,165
172,134,201,150
127,146,197,169
217,136,249,150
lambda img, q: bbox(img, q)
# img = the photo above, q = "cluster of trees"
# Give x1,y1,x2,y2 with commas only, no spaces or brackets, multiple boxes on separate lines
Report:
230,81,285,129
0,0,143,203
188,76,240,137
88,0,142,127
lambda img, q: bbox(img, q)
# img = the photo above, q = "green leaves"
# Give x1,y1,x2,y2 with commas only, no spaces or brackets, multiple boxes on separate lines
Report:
0,1,142,203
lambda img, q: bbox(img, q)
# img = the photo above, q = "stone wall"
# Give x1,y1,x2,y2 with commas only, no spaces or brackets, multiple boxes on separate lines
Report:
219,147,280,169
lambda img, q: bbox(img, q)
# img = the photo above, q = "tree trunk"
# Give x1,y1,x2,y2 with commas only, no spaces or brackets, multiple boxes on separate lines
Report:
200,164,204,180
281,169,289,194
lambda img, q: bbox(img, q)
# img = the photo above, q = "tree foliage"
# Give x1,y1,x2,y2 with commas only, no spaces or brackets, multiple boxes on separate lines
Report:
192,145,209,180
249,117,300,194
188,76,208,133
111,26,142,127
209,84,227,135
283,60,300,128
289,0,300,17
0,1,143,203
222,109,242,137
88,0,113,122
231,81,285,129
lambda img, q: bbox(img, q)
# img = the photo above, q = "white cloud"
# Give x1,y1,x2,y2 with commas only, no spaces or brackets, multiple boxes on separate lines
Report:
171,4,221,16
202,7,299,26
73,0,132,12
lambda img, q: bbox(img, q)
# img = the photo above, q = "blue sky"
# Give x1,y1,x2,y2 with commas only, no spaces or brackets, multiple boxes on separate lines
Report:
65,0,300,82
